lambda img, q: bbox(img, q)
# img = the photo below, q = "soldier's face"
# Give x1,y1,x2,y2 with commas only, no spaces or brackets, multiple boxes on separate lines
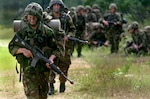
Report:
110,7,116,13
53,4,61,13
128,29,134,33
27,15,38,26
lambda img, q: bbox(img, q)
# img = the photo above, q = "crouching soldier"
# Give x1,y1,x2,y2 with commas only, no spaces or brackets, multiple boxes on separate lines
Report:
125,21,148,56
86,23,109,48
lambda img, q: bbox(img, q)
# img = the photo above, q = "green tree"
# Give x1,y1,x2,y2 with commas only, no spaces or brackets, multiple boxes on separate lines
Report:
82,0,150,24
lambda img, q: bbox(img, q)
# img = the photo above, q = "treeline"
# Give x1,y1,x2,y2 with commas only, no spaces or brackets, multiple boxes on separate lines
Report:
0,0,149,25
83,0,150,24
0,0,82,25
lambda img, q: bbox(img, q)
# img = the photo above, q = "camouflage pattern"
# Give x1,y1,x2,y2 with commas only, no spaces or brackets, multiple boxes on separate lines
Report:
48,12,75,82
24,2,43,20
92,8,102,21
92,4,102,21
92,4,100,10
126,25,148,56
127,21,139,30
109,3,117,10
47,0,76,93
8,2,59,99
86,23,107,47
144,26,150,50
49,0,65,8
103,7,123,53
85,5,97,23
72,5,86,57
23,70,49,99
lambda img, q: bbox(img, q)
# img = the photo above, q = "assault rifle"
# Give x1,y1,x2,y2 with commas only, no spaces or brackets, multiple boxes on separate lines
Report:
107,21,116,25
14,34,74,84
124,41,133,55
68,36,89,44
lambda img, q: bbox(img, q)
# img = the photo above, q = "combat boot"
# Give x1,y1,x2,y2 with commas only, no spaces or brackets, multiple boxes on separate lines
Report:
49,83,54,95
59,83,66,93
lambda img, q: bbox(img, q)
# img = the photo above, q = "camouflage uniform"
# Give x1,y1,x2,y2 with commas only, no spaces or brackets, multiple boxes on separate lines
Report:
101,3,123,53
92,4,102,21
144,26,150,52
8,2,59,99
72,5,86,57
47,0,76,94
87,23,107,47
126,22,148,56
85,5,97,23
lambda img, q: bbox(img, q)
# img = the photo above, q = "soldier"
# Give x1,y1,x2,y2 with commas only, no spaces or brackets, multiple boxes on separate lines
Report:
126,21,148,56
84,5,97,23
72,5,86,57
92,4,102,21
46,0,76,95
86,23,108,48
69,6,77,21
101,3,124,53
8,2,59,99
144,26,150,52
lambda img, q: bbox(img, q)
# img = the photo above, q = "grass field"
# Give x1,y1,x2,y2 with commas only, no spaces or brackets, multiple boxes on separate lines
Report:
1,23,150,98
78,47,150,98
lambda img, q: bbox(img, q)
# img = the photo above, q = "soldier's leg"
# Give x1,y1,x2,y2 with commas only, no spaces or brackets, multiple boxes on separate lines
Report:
22,68,39,99
38,71,49,99
109,36,115,53
113,36,120,53
77,42,83,57
58,63,69,93
70,42,75,56
48,71,56,95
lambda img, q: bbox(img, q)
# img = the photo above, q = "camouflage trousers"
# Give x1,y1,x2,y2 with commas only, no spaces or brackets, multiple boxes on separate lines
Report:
22,67,49,99
75,42,83,56
49,55,70,84
107,33,120,53
126,46,148,56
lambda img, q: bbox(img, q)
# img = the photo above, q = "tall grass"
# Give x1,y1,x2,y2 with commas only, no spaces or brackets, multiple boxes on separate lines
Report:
76,47,150,98
0,46,25,99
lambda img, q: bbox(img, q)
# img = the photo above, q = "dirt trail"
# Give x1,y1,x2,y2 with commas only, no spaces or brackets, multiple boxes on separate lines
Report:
0,57,90,99
48,57,91,99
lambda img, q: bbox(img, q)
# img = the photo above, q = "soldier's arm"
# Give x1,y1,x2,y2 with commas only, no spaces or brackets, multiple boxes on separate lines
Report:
9,32,23,56
46,28,60,58
139,32,147,48
115,12,122,25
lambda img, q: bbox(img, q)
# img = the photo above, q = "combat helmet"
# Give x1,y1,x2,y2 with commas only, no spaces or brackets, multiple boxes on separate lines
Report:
70,7,76,12
92,23,104,30
76,5,84,12
85,5,92,12
24,2,43,20
128,21,139,30
144,26,150,33
92,4,100,10
49,0,65,8
109,3,117,10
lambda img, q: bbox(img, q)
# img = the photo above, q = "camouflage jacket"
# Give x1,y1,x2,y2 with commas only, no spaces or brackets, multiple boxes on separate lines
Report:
103,12,123,35
8,22,59,72
49,12,76,37
72,14,85,38
131,30,147,49
46,11,76,54
87,30,107,44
